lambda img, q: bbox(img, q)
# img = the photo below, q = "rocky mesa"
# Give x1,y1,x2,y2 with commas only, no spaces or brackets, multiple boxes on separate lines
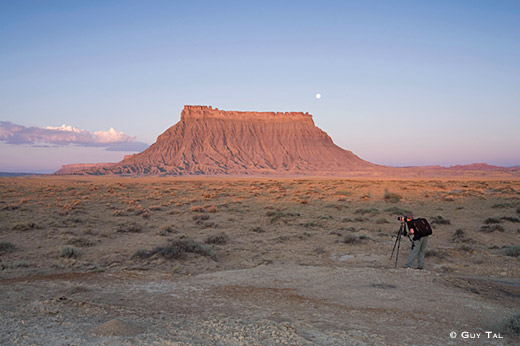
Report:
71,106,381,176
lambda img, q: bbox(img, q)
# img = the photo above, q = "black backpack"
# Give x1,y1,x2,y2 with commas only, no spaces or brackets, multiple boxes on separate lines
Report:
410,218,432,239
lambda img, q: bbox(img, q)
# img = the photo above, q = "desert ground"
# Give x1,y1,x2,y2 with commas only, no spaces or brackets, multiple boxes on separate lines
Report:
1,176,519,345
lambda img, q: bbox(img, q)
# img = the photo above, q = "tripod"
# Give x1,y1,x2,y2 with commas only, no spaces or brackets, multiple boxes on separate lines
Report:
390,221,407,268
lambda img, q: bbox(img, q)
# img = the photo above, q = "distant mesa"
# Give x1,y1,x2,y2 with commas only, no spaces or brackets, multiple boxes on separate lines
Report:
56,105,380,176
55,105,520,177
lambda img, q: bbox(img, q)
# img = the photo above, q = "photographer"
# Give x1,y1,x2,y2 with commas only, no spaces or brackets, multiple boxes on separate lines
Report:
402,214,432,270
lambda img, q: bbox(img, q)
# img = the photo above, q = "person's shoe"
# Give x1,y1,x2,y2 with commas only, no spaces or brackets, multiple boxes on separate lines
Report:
415,267,423,270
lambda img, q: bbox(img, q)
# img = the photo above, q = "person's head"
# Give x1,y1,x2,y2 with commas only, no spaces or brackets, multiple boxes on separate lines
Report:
405,213,414,222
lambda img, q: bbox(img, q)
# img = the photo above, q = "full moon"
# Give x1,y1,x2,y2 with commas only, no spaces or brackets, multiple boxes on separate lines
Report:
315,93,321,99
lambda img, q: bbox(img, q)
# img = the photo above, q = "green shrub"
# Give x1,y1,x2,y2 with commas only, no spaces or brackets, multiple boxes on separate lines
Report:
0,241,16,252
480,224,505,233
502,216,520,223
375,217,389,224
484,217,503,224
385,206,412,216
492,203,513,208
504,245,520,257
354,208,379,216
61,246,80,258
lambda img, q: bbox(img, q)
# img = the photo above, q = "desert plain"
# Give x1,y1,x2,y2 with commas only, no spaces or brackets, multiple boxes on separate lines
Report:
1,176,519,345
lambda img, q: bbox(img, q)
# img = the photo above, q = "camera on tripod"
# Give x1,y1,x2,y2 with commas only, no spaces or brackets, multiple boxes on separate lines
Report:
397,216,407,221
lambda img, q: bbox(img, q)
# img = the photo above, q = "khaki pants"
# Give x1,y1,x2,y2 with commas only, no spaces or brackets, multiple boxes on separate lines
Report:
405,236,428,269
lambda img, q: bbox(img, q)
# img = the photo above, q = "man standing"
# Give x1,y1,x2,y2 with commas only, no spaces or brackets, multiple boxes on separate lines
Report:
403,214,432,270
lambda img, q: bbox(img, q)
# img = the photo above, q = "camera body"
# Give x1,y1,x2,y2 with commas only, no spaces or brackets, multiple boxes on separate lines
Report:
397,216,406,221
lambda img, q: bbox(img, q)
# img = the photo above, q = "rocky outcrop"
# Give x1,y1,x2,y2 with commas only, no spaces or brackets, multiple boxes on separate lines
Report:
78,106,381,176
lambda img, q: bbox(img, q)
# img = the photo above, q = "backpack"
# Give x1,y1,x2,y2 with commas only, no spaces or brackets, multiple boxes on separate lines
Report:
410,218,432,239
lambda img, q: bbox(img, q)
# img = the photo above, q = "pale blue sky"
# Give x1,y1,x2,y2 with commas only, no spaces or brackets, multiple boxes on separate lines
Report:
1,0,519,172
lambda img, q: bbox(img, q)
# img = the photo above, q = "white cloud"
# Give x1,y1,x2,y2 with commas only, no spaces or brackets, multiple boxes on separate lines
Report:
94,128,134,143
0,121,148,151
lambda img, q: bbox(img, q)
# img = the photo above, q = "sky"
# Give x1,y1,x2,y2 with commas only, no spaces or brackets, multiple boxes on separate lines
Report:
1,0,519,173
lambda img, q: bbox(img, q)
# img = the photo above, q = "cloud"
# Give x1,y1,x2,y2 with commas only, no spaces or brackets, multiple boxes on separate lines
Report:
0,121,149,151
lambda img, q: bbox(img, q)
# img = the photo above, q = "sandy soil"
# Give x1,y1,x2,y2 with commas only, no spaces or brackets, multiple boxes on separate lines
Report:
1,177,519,345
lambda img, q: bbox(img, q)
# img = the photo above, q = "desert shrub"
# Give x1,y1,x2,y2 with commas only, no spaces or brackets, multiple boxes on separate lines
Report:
425,249,446,259
193,214,210,221
492,203,513,208
190,206,205,213
318,215,333,219
375,217,389,224
250,226,265,233
157,225,176,236
12,260,29,268
430,215,451,226
484,216,503,224
459,245,474,252
205,232,229,245
358,234,372,240
497,313,520,340
201,221,218,229
117,222,143,233
385,206,412,216
302,222,319,228
340,226,357,232
354,208,379,216
480,224,505,233
268,211,300,224
384,189,403,203
12,222,41,231
67,237,94,247
132,249,152,259
0,241,16,254
504,245,520,257
313,247,326,254
341,217,353,222
342,234,361,244
61,246,80,258
451,229,470,242
517,206,520,214
354,216,366,222
133,238,216,261
502,216,520,223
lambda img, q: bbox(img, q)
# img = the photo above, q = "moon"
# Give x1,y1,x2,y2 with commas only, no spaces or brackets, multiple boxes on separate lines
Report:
315,93,321,99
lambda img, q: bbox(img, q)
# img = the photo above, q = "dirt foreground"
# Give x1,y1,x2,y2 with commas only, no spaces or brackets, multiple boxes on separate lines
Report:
1,177,519,345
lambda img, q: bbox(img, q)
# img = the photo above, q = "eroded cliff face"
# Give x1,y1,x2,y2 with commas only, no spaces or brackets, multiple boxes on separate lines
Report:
54,163,117,175
81,106,378,176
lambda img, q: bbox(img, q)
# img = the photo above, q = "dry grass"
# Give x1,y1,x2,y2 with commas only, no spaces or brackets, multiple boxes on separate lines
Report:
0,176,519,279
